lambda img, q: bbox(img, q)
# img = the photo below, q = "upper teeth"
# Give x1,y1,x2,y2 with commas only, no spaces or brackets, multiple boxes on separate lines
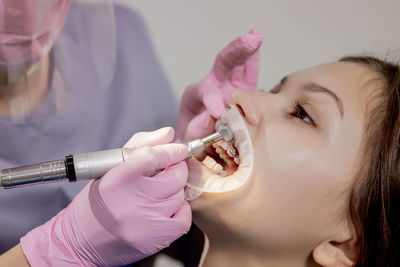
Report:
227,147,238,158
212,140,240,168
201,139,240,176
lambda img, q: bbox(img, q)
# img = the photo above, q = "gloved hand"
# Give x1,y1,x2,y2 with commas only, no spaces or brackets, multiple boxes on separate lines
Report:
20,127,191,267
175,29,264,142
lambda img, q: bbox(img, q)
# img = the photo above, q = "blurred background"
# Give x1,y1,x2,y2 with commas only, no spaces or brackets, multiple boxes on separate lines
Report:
114,0,400,99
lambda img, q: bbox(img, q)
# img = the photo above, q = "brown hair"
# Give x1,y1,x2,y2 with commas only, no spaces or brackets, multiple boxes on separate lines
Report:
339,56,400,266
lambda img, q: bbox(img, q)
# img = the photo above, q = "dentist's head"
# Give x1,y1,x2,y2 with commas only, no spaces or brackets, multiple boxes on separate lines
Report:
0,0,73,71
0,0,115,122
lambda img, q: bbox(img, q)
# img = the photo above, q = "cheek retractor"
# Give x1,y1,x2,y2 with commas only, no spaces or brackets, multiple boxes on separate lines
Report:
185,105,254,200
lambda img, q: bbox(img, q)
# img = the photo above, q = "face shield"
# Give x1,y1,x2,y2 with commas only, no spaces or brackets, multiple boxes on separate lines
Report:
0,0,116,123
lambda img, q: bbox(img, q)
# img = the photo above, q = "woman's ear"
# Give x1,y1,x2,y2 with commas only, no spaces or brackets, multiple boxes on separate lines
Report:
312,220,356,267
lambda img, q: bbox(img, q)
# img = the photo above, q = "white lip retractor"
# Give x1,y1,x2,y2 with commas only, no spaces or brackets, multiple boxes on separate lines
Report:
185,105,254,200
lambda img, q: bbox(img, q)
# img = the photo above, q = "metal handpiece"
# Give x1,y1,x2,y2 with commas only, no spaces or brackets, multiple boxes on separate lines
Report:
184,123,233,158
0,148,135,189
0,124,233,188
0,160,67,188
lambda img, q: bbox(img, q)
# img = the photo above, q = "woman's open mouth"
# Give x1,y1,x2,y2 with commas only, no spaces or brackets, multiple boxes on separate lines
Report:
193,139,240,177
185,105,254,199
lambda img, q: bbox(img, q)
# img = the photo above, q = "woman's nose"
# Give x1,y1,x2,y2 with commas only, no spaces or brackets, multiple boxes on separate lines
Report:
230,88,261,125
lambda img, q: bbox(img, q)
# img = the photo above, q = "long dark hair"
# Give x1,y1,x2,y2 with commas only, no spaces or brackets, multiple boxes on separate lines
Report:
339,56,400,266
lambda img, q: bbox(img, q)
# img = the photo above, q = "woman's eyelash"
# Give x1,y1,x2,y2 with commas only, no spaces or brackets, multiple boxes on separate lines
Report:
259,85,315,125
290,101,314,125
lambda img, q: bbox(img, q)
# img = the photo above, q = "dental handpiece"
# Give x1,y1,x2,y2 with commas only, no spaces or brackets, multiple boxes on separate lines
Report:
0,123,233,189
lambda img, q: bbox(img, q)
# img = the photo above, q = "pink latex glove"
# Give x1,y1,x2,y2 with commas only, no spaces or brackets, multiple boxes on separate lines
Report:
20,127,191,267
175,29,264,141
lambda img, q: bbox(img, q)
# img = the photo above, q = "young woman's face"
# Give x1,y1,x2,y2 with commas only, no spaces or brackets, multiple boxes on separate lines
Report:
190,62,376,257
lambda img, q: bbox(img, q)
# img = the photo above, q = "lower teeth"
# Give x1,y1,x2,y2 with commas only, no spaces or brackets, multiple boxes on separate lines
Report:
198,138,240,177
202,155,228,176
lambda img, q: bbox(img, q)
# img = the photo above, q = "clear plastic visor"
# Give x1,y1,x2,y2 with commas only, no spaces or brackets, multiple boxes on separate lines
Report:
0,0,116,123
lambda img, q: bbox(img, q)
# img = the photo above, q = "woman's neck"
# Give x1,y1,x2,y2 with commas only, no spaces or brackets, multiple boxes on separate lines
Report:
199,234,271,267
0,53,51,117
199,233,316,267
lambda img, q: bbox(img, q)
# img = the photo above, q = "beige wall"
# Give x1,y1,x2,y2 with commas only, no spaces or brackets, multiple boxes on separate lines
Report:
114,0,400,98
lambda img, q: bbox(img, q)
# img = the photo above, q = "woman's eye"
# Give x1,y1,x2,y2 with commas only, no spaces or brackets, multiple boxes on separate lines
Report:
290,102,314,125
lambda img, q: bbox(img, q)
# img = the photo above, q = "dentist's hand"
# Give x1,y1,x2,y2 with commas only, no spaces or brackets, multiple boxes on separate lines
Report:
175,29,264,142
20,127,191,267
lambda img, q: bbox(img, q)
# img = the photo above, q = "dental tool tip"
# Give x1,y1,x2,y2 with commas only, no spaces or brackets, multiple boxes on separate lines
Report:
217,123,233,141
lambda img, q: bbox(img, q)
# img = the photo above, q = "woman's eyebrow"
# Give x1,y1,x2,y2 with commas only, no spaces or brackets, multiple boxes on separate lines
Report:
302,83,344,119
279,75,344,119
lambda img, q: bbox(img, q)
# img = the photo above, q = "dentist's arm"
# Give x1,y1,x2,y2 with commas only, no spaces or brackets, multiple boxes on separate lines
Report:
1,127,191,267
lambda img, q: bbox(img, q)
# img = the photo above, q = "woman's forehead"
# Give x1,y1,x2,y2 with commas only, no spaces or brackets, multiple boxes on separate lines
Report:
290,62,377,87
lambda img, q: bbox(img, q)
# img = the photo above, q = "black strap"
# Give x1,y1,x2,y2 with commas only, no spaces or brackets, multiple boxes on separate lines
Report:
65,155,77,182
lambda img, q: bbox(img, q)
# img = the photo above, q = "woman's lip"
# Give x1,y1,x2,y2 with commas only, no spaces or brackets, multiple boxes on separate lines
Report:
186,151,252,193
